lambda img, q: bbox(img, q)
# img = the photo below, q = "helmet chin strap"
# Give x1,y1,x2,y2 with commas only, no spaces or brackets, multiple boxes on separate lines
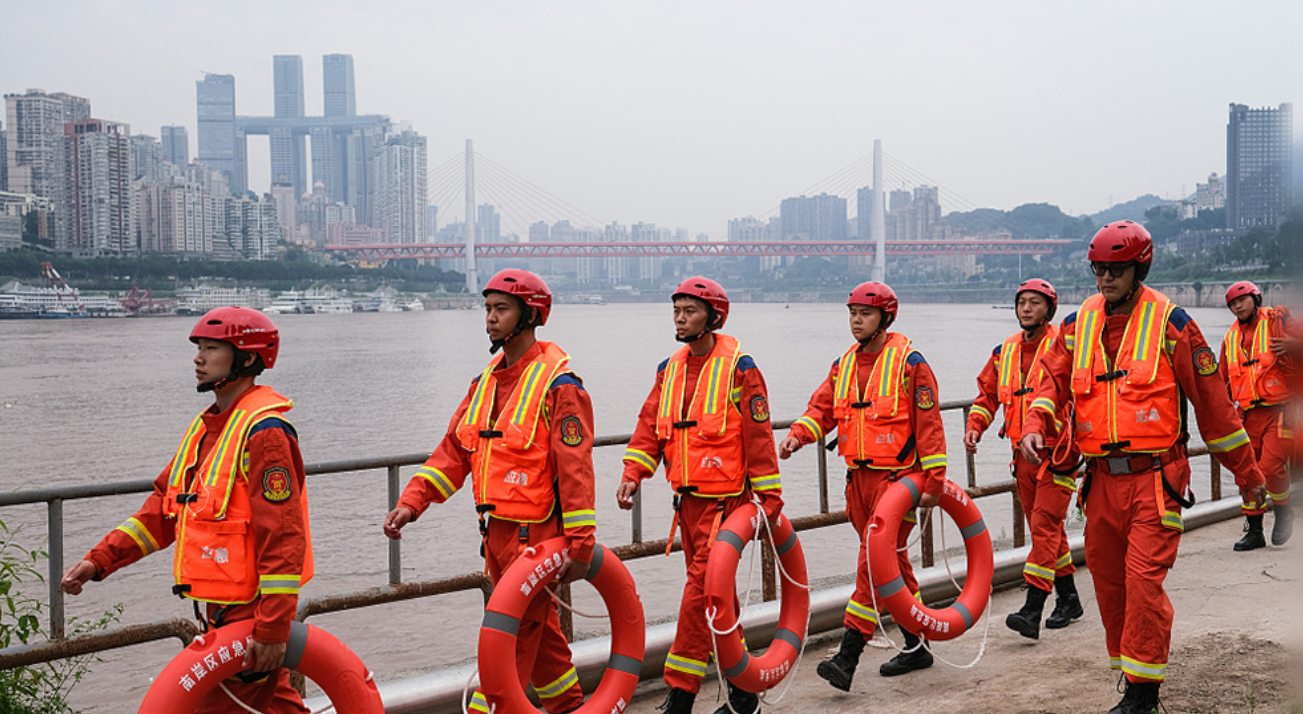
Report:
1106,279,1142,312
489,307,533,354
196,349,250,393
675,310,720,344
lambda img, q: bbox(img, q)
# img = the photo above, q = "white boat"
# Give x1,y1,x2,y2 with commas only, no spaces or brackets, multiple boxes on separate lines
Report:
263,288,356,315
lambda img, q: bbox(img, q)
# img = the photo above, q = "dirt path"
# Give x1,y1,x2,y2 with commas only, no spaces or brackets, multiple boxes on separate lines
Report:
620,515,1301,714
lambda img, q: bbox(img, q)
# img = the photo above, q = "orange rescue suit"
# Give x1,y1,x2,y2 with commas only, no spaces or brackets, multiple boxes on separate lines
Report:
829,333,938,470
164,385,314,606
1224,306,1293,410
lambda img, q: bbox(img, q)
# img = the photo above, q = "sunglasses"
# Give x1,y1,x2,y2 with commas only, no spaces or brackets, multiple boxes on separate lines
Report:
1090,262,1135,278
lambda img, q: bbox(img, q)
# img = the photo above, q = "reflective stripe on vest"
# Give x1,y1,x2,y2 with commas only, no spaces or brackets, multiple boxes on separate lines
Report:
831,333,916,469
1226,307,1291,409
995,326,1058,444
1070,287,1180,456
166,386,313,605
455,341,572,522
654,334,748,497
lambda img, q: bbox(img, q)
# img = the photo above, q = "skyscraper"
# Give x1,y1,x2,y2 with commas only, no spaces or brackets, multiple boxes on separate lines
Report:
323,54,356,118
272,55,307,196
370,129,427,244
5,89,90,202
131,134,163,183
160,125,189,166
61,119,136,256
1227,103,1294,230
196,74,238,191
779,193,848,240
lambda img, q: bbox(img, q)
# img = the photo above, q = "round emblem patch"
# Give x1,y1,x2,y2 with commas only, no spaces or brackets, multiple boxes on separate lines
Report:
915,386,936,410
750,394,770,422
262,467,292,503
1193,347,1218,377
560,415,584,446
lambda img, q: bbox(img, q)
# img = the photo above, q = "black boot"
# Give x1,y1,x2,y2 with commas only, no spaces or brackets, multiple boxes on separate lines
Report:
1234,514,1266,551
816,629,866,692
879,628,933,677
709,682,759,714
1045,575,1085,629
1106,680,1161,714
1272,503,1293,546
658,687,696,714
1005,586,1049,639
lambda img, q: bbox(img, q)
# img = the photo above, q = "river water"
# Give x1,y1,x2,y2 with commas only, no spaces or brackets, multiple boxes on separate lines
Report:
0,301,1239,710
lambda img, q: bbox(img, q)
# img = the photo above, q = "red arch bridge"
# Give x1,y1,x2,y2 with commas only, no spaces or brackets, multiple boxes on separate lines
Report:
326,239,1072,261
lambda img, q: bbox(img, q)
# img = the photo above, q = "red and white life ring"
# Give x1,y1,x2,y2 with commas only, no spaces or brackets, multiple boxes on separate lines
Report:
703,503,809,692
138,619,383,713
477,539,645,714
869,477,993,641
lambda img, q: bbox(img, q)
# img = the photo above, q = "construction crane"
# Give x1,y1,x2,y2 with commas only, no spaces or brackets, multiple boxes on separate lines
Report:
40,262,85,313
120,286,177,316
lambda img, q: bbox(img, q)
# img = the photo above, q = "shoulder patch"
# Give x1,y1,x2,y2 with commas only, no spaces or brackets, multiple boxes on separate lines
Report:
915,385,936,410
1063,311,1078,327
559,415,584,446
261,466,292,503
249,417,298,441
1168,307,1192,332
992,344,1003,357
1193,346,1218,376
749,394,770,422
471,374,483,385
906,351,928,367
657,357,670,373
550,373,586,391
737,355,757,372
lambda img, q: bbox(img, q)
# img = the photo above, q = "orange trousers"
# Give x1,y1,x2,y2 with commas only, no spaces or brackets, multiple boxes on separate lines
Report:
843,468,922,639
1082,454,1189,684
1242,406,1293,515
663,491,751,694
471,516,582,713
1014,451,1077,592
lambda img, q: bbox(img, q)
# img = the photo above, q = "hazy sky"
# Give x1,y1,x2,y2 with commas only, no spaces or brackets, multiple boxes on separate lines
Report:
2,0,1298,237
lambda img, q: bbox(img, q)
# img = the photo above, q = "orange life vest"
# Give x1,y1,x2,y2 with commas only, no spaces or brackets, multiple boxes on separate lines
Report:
996,325,1059,444
1069,286,1180,457
831,333,918,470
455,341,572,523
654,333,748,497
1225,307,1292,410
165,386,314,605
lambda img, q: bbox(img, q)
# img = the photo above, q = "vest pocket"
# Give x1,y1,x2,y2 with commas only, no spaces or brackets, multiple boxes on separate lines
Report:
178,518,255,596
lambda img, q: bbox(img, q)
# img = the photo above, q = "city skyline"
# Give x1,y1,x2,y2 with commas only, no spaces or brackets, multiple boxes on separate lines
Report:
0,0,1298,237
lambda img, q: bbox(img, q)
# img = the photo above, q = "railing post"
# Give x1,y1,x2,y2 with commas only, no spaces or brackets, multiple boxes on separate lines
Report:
387,465,402,585
963,406,977,488
48,498,65,640
1012,490,1026,548
761,540,777,602
816,435,830,514
920,510,935,569
1209,456,1222,502
631,489,643,544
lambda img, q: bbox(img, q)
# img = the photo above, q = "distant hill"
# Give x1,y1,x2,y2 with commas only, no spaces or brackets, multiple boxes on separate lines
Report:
945,202,1094,241
1089,194,1171,225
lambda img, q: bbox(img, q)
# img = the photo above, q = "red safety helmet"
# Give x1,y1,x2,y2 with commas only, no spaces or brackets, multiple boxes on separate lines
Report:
1016,278,1058,321
190,307,280,369
483,269,552,327
847,281,899,330
1225,280,1263,308
1088,221,1154,266
672,276,730,329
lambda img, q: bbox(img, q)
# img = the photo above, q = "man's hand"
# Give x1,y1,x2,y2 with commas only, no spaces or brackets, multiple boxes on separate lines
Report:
778,435,802,460
1020,433,1045,465
1241,483,1268,508
60,560,97,595
963,429,981,454
242,639,286,673
556,553,588,584
1270,336,1301,356
383,506,414,540
615,481,639,510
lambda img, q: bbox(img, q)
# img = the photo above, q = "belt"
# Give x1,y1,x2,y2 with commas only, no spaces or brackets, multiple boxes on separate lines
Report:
1097,454,1157,475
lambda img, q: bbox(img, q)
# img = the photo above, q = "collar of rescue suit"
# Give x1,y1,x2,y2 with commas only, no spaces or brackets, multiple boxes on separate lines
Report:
199,386,259,433
495,340,545,376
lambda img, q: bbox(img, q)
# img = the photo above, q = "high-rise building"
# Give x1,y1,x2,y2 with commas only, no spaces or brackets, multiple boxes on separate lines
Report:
140,177,211,254
61,119,136,256
131,134,163,183
885,186,944,241
5,89,91,213
52,93,91,123
272,55,308,197
0,122,7,192
477,203,501,243
370,130,427,244
727,216,770,241
779,193,847,240
196,74,239,192
160,125,189,166
1195,173,1224,212
856,185,877,239
426,205,439,239
323,54,356,118
224,193,279,260
1227,103,1293,230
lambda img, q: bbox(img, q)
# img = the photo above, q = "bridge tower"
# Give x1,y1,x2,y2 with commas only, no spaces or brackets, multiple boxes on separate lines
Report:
465,139,478,294
871,139,886,282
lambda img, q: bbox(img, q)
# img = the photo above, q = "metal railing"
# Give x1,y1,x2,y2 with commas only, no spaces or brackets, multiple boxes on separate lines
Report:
0,400,1223,672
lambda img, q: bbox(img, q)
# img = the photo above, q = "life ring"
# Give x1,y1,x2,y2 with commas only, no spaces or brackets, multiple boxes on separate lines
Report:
477,539,645,714
703,503,809,692
868,477,993,641
138,619,383,713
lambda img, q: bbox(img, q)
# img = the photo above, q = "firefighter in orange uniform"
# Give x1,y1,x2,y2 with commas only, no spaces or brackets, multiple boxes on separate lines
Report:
1019,221,1266,714
615,277,783,714
60,308,313,714
778,282,946,692
1220,280,1298,550
964,279,1084,639
384,269,595,714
